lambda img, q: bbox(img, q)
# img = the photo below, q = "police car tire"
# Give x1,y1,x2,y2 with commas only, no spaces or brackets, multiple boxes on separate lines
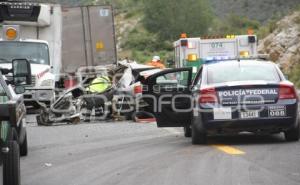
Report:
3,141,20,185
285,123,300,142
20,133,28,156
184,126,192,137
192,123,207,144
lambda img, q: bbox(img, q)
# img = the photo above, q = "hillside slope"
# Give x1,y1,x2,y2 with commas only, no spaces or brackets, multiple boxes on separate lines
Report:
210,0,300,23
38,0,300,23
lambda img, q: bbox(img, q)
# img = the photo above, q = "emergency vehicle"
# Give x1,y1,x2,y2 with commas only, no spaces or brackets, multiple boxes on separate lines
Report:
143,59,299,144
173,34,258,76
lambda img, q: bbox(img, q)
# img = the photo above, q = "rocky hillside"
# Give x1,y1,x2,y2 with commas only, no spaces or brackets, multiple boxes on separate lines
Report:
258,11,300,72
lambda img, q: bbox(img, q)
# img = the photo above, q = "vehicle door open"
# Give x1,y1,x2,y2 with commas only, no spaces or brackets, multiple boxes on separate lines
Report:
144,68,193,127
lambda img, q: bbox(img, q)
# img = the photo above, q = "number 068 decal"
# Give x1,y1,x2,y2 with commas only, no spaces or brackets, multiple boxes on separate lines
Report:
268,106,286,117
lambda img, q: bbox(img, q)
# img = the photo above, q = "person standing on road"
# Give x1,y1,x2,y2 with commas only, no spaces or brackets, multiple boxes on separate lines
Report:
147,56,165,69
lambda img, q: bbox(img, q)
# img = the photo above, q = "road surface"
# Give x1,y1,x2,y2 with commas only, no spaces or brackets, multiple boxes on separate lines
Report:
22,117,300,185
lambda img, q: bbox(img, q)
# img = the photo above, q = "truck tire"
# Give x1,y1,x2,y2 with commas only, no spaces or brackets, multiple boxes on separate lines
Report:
20,133,28,156
3,141,20,185
192,123,207,145
285,122,300,142
80,106,91,122
70,117,81,124
36,115,44,126
184,125,192,137
36,115,52,126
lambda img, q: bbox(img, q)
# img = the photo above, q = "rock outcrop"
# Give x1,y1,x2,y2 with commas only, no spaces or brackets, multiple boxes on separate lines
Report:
258,11,300,72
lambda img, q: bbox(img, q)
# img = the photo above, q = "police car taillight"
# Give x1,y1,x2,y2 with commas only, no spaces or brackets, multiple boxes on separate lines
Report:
134,85,142,94
199,87,218,103
279,83,298,100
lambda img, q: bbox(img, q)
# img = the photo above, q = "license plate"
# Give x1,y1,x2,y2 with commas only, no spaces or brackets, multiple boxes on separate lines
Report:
269,106,286,117
240,111,259,119
213,108,232,120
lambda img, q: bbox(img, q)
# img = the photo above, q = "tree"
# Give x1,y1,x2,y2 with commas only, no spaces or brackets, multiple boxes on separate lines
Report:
143,0,213,41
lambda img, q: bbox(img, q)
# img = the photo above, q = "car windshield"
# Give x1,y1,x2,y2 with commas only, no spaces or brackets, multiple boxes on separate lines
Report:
0,42,49,65
207,62,281,84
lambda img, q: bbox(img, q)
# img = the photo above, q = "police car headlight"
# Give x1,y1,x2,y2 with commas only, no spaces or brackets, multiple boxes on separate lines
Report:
40,79,54,87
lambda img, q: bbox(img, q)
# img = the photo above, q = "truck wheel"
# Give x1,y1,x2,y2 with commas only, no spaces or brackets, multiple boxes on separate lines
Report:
184,125,192,137
192,123,207,145
285,123,300,142
20,133,28,156
36,115,44,126
71,117,81,124
36,115,52,126
3,141,20,185
80,106,91,122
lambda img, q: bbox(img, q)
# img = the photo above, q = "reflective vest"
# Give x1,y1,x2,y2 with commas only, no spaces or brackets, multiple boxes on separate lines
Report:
87,76,111,93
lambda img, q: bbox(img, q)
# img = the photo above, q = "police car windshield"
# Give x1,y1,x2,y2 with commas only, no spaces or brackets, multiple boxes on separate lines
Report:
0,42,49,65
207,62,280,84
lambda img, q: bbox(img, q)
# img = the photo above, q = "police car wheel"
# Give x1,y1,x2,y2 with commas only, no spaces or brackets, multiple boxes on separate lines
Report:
20,133,28,156
284,123,300,142
3,141,20,185
184,126,192,137
192,123,207,144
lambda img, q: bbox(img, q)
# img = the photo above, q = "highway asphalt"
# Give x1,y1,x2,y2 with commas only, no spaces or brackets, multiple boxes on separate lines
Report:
21,117,300,185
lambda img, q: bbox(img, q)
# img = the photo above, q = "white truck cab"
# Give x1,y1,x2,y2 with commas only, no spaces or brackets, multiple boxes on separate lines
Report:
0,1,62,107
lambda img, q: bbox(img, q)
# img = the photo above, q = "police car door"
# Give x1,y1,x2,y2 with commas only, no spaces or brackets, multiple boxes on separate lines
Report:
144,68,193,127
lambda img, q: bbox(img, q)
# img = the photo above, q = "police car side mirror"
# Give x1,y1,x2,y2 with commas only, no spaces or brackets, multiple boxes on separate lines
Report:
12,59,32,86
284,74,289,80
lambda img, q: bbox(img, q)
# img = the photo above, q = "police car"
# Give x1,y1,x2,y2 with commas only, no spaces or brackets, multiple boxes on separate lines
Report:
143,59,300,144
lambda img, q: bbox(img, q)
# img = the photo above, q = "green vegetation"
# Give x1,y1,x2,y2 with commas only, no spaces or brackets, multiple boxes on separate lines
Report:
122,28,172,52
120,25,174,63
211,14,260,35
209,0,300,23
256,20,278,39
143,0,213,41
120,0,214,63
121,26,172,62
